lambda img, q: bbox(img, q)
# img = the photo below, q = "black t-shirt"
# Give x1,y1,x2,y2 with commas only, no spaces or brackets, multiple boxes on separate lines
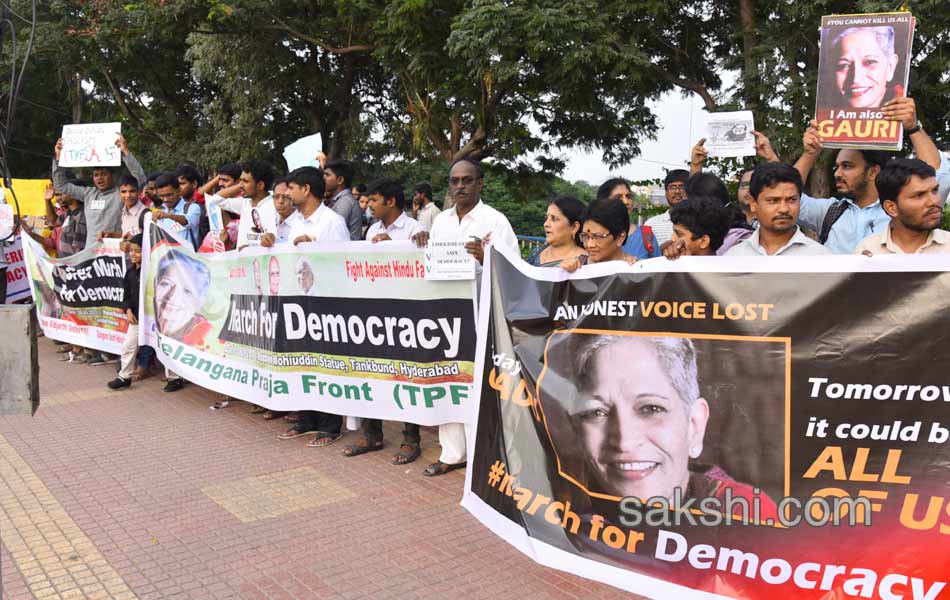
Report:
122,263,140,314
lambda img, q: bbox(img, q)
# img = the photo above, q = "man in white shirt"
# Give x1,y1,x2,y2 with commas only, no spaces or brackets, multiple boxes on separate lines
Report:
644,170,689,245
276,166,350,447
261,177,297,247
285,167,350,245
413,183,442,232
343,177,425,464
412,158,518,476
855,158,950,255
726,163,830,257
364,178,423,242
206,160,277,250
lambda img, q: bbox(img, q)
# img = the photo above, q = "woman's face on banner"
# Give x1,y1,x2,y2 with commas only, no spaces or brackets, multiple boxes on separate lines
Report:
155,262,203,335
834,29,898,108
571,337,708,500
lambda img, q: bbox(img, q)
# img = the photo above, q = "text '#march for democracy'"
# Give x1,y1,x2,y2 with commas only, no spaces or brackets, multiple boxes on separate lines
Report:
140,222,477,425
463,244,950,600
22,234,128,354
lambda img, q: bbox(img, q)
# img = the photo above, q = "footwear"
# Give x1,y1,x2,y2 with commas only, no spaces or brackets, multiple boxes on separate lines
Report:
392,443,422,465
342,438,383,456
55,344,71,354
107,377,131,390
88,353,117,366
73,353,92,364
59,352,75,363
131,367,153,382
163,378,184,393
283,413,300,423
249,405,268,414
309,432,345,447
422,461,466,476
97,354,119,366
263,411,286,420
277,426,316,440
210,399,231,410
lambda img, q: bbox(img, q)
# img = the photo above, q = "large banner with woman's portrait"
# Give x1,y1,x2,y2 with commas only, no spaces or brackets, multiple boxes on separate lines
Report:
815,12,916,150
22,234,128,353
140,222,477,425
463,244,950,600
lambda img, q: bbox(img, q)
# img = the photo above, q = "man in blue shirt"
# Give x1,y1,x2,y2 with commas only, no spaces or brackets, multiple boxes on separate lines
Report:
152,173,201,249
793,97,948,254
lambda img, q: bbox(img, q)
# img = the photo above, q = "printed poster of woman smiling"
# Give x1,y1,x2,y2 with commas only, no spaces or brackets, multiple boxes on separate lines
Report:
814,12,915,150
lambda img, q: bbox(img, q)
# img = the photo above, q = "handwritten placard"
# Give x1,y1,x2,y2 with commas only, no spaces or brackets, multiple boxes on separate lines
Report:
59,123,122,168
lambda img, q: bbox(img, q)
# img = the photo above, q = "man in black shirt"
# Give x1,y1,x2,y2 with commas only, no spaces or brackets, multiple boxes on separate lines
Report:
108,234,143,390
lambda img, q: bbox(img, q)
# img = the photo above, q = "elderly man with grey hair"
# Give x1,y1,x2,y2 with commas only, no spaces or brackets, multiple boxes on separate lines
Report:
295,257,316,295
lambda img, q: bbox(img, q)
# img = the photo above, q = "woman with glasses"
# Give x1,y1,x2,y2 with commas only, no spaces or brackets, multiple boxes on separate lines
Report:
561,198,637,273
526,195,588,267
596,178,661,260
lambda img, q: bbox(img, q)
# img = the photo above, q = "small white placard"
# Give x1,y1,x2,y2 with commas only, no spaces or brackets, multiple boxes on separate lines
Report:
704,111,756,158
59,122,122,168
424,239,476,280
283,133,323,171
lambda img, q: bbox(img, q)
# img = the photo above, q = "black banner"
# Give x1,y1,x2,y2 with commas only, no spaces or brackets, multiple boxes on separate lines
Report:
465,247,950,600
50,254,125,309
218,294,476,363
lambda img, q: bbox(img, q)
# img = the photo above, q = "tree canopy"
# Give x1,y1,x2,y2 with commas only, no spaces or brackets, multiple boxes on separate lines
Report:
2,0,948,200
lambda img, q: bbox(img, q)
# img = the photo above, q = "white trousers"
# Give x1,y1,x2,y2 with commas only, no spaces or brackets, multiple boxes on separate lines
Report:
118,324,138,380
438,422,468,464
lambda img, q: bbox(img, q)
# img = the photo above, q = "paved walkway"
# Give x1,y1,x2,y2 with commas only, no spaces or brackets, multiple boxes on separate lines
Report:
0,339,635,599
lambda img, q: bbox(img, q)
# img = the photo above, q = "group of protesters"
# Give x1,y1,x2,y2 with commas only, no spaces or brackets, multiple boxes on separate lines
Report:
19,94,950,477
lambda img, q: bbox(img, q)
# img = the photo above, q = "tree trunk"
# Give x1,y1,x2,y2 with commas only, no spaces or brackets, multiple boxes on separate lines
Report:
738,0,761,115
67,72,82,123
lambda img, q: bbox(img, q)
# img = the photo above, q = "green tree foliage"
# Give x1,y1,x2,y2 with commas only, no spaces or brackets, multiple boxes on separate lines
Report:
0,0,947,205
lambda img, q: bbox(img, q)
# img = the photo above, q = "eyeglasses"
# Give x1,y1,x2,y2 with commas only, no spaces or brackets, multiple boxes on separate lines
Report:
579,232,613,243
666,184,685,192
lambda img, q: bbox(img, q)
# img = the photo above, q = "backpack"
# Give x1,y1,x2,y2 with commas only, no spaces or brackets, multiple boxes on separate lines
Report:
818,200,849,245
641,224,656,256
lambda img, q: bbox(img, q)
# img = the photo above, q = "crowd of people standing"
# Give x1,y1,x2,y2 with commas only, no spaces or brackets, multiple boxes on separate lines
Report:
14,94,950,478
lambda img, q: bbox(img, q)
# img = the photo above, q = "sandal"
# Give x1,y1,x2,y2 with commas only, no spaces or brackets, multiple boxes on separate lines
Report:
249,405,268,414
422,461,466,476
392,444,422,465
308,432,344,447
342,438,384,456
277,426,315,440
210,399,231,410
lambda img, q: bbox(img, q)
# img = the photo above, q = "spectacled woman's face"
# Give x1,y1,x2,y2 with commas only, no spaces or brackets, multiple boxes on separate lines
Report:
155,263,203,336
580,220,623,263
571,337,708,500
834,29,898,108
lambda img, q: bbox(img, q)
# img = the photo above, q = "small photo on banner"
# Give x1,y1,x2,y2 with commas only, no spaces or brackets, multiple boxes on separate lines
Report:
814,12,916,150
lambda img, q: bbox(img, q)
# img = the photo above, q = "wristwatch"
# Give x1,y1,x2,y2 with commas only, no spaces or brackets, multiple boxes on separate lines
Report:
905,121,922,135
